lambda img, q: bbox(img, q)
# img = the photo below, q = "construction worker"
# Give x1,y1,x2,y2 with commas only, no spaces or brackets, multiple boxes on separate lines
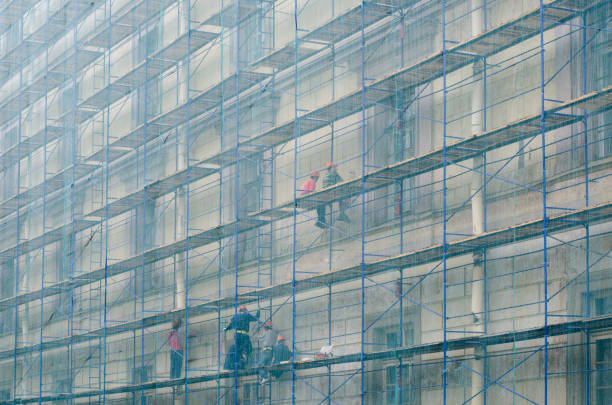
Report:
224,305,260,368
298,170,326,228
271,335,292,379
167,319,184,379
257,321,278,384
322,162,350,222
224,344,246,370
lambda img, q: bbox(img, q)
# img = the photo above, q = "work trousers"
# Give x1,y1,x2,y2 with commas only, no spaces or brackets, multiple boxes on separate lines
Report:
258,348,274,378
170,350,183,379
320,200,348,221
236,333,252,359
225,332,252,369
316,205,326,224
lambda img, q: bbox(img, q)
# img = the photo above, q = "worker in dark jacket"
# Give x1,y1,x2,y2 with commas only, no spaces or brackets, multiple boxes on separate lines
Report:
224,305,260,368
322,162,350,223
257,321,278,384
271,335,292,379
224,344,247,370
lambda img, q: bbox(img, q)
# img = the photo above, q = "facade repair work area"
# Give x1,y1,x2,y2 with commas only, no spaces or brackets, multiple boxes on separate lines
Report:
0,0,611,403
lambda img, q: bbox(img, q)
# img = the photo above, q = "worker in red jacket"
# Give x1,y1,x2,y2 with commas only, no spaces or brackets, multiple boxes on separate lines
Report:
167,320,184,379
298,170,325,228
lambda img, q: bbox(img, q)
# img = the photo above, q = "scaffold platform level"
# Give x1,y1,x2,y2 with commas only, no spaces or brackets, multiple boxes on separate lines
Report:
8,313,611,404
0,76,64,123
0,85,609,316
0,219,97,260
0,44,102,120
254,1,399,70
0,0,100,68
208,0,595,171
304,0,407,43
0,0,592,227
80,59,173,110
552,0,593,8
48,45,103,76
88,165,218,218
79,26,219,112
0,123,63,171
257,86,611,216
202,0,259,27
0,163,99,218
188,70,271,114
84,0,173,48
0,0,35,28
159,29,219,62
1,201,610,403
6,313,612,403
1,200,609,364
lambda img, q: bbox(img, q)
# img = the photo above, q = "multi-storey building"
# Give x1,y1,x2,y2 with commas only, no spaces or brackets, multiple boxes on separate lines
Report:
0,0,610,403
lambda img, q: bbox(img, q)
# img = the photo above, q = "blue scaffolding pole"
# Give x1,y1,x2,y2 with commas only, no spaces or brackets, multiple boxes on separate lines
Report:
0,0,611,403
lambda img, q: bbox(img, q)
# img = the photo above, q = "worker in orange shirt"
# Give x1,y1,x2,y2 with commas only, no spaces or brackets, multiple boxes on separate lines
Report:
298,171,325,228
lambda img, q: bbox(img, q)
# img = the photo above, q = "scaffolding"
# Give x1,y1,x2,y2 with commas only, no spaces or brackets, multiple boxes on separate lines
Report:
0,0,610,403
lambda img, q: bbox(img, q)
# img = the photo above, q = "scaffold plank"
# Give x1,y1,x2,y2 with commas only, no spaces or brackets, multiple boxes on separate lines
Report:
109,122,168,150
78,55,176,110
310,3,393,43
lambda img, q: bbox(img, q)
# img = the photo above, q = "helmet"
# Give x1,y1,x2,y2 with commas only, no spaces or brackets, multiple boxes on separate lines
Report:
310,171,320,178
264,321,272,328
238,305,247,312
277,335,285,342
325,162,336,169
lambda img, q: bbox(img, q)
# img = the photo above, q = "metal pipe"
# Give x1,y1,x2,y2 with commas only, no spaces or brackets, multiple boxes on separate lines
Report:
175,138,188,310
470,1,486,404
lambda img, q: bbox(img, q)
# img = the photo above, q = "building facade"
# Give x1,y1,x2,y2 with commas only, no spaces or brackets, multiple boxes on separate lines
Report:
0,0,610,403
